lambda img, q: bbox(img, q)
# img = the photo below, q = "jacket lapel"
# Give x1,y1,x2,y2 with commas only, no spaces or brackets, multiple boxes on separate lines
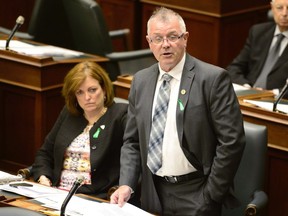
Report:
271,43,288,72
255,26,275,77
176,55,195,143
144,65,159,145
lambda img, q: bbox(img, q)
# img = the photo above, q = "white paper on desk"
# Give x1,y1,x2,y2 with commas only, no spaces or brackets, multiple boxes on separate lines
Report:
0,181,67,198
0,180,153,215
0,40,83,57
243,99,288,114
232,83,250,91
0,171,22,185
0,40,35,49
35,194,153,216
17,45,84,57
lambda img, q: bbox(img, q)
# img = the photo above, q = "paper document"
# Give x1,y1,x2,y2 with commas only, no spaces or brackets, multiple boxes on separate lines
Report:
0,171,23,185
244,99,288,114
0,40,83,57
232,83,249,91
36,194,153,216
0,40,34,49
0,181,67,198
0,181,153,216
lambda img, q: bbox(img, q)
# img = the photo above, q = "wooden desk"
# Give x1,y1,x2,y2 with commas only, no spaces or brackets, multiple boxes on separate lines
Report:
113,74,133,99
0,47,107,173
113,76,288,216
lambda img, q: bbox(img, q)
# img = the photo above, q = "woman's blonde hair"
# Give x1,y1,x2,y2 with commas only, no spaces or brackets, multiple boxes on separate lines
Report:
62,61,114,115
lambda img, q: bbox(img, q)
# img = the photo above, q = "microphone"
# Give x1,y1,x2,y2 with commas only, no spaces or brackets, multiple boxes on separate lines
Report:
273,78,288,112
5,15,25,50
60,175,85,216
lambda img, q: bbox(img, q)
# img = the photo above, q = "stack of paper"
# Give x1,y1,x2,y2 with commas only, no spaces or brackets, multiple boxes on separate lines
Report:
0,40,83,58
0,181,153,216
243,99,288,114
0,170,23,185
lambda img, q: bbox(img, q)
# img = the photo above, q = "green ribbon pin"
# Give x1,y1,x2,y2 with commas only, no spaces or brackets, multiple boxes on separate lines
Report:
93,128,101,139
178,99,184,111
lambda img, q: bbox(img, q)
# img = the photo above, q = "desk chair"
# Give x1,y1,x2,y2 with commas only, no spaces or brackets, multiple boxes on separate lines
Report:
62,0,156,81
222,121,268,216
0,0,74,49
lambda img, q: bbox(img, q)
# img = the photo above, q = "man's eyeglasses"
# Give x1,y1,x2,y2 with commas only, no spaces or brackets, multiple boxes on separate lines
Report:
149,33,184,45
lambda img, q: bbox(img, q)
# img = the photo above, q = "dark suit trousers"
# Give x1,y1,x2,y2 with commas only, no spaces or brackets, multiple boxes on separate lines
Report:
153,175,221,216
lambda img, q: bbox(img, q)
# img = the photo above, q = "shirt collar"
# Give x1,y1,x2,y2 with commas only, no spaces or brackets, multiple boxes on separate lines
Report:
157,53,186,82
274,26,288,38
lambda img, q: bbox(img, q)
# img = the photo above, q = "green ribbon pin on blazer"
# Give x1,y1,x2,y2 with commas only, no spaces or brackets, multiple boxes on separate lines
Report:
93,128,101,139
93,125,105,139
178,99,184,111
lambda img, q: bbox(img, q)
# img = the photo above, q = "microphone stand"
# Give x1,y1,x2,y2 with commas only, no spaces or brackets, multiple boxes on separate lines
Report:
60,176,84,216
5,15,25,50
273,78,288,112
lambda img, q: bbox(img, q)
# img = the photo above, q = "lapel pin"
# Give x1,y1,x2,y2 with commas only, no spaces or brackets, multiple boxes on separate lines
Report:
93,125,105,139
178,99,184,111
93,128,101,139
181,89,186,95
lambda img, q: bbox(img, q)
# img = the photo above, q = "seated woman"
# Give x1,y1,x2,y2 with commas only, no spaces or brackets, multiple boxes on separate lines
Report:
31,61,127,198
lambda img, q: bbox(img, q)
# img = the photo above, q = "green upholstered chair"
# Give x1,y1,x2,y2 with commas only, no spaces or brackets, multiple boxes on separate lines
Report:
222,121,268,216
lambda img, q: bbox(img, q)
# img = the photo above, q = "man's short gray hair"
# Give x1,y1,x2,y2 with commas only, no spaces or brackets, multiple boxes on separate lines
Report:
147,7,186,35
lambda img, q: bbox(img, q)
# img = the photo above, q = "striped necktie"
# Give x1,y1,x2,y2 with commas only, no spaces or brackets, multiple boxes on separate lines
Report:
147,73,172,174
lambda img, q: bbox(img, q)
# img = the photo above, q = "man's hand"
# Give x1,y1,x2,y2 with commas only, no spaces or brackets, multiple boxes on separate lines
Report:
110,185,132,207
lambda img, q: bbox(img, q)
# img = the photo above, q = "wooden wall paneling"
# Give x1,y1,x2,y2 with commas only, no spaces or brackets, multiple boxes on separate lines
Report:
97,0,141,50
0,83,64,173
267,148,288,216
0,85,36,171
183,13,219,66
140,0,270,14
0,0,35,31
34,88,65,151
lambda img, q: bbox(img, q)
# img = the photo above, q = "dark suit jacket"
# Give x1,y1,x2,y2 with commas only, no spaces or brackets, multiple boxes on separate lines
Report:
227,22,288,96
119,54,246,214
32,102,127,197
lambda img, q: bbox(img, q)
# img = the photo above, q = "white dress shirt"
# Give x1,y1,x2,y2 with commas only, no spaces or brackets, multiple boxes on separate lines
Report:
152,54,197,176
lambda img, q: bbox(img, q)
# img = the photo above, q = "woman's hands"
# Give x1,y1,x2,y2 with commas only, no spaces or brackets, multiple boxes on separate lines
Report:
37,175,52,186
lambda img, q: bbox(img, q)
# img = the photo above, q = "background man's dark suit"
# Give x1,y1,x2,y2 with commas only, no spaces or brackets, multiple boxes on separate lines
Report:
119,54,245,214
227,22,288,93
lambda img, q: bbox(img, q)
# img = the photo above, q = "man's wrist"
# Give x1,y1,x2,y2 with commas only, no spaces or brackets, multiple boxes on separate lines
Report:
128,186,134,194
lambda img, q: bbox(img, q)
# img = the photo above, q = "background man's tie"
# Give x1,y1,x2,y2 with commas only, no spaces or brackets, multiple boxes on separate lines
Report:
254,33,285,88
147,73,172,174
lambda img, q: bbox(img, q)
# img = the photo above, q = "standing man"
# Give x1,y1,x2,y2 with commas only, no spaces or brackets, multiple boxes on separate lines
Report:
111,7,245,216
227,0,288,97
